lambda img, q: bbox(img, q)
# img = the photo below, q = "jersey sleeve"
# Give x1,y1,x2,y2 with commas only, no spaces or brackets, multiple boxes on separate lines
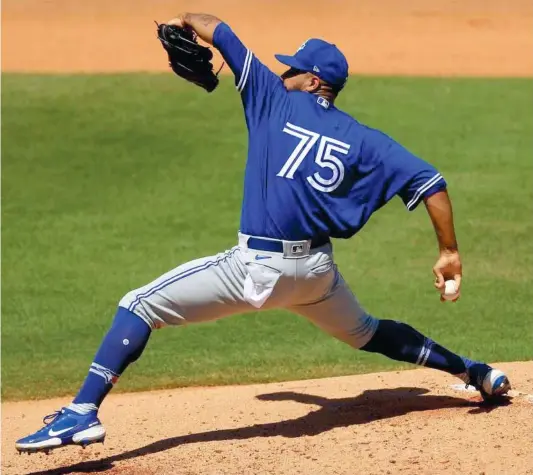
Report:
212,23,286,125
361,129,447,211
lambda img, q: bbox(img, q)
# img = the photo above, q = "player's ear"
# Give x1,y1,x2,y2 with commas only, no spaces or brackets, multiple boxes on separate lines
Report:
303,74,321,93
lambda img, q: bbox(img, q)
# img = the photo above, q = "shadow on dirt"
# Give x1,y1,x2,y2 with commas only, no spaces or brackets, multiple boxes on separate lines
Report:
26,386,508,474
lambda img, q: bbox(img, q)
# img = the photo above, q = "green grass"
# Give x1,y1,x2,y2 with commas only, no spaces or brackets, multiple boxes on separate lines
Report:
2,74,532,401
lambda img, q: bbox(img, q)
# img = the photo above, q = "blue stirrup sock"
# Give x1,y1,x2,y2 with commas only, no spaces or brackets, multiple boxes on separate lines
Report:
360,319,467,375
70,307,151,413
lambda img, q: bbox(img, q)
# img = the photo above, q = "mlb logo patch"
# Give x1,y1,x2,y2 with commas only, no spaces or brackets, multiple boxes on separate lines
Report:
291,244,304,253
317,97,330,109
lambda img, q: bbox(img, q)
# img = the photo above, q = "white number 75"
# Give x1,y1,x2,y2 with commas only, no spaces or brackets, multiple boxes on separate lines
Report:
277,122,350,193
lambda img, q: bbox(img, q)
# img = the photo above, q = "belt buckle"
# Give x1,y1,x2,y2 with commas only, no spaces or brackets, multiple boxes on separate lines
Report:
283,240,310,258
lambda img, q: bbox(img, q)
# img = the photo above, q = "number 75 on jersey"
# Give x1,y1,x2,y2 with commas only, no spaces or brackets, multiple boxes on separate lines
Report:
277,122,350,193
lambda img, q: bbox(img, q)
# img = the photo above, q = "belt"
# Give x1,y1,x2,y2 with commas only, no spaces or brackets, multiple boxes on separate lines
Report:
245,235,330,255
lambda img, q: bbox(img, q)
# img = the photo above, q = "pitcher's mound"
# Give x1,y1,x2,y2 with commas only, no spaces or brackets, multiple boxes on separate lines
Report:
3,362,532,475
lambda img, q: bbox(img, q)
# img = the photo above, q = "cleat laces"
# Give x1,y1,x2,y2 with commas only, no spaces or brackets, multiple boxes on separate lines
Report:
42,410,62,425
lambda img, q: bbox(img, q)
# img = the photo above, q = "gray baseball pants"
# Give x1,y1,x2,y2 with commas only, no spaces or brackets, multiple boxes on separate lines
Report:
119,233,378,349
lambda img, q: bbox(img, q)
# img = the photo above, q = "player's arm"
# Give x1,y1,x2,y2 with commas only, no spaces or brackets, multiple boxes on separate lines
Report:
424,191,458,253
166,13,249,86
393,156,462,301
363,129,462,300
167,13,274,89
424,191,462,300
168,12,284,122
402,167,462,300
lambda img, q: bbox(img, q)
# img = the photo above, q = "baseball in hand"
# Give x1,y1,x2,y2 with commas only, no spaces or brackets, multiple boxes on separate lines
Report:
442,279,460,301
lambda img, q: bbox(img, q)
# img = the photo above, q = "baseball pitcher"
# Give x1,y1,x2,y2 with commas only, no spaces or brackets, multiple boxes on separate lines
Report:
16,13,511,453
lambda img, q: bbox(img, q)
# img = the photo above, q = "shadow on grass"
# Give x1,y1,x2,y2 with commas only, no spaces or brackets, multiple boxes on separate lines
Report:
27,386,508,475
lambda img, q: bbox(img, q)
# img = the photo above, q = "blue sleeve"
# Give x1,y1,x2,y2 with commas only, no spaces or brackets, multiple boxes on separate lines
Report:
362,129,447,211
212,23,286,126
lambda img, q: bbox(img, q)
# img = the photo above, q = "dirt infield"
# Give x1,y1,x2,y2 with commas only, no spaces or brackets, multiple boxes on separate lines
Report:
3,362,532,475
2,0,532,76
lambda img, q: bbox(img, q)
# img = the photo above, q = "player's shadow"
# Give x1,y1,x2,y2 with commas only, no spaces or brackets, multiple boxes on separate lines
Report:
26,386,504,475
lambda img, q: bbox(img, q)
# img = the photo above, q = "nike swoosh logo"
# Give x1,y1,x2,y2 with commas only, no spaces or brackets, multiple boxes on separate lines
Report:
255,255,272,261
49,426,76,437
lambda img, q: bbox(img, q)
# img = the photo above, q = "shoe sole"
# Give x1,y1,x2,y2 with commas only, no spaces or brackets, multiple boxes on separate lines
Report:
16,425,106,453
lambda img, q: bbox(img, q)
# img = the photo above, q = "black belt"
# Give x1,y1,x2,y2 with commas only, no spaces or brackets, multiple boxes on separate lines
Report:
247,236,330,253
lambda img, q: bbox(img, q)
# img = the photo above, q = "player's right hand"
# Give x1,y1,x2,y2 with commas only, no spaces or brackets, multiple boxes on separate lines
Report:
432,250,462,302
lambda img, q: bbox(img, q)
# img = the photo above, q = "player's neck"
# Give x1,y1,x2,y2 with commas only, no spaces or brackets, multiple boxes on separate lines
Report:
308,83,337,104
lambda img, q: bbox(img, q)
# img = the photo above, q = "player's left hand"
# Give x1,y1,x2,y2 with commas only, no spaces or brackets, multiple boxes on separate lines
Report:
156,19,220,92
432,250,462,302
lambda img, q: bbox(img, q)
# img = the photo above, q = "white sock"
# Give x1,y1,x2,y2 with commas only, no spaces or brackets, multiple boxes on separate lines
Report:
67,402,98,415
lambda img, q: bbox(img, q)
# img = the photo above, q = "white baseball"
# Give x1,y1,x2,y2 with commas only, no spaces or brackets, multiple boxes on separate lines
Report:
442,279,459,300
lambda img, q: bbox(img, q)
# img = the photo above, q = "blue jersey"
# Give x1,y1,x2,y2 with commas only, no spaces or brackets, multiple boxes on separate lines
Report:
213,24,446,241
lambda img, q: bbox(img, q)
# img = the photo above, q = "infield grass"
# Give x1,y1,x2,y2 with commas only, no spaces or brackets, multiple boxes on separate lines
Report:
2,75,532,400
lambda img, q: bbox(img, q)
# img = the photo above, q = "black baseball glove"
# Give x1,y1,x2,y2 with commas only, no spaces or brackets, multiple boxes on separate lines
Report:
156,23,221,93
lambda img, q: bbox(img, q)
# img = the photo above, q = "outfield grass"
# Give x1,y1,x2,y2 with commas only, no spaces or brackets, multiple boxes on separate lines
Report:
2,75,532,400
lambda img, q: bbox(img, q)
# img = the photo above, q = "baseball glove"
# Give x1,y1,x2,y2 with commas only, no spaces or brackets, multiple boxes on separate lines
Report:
156,23,222,93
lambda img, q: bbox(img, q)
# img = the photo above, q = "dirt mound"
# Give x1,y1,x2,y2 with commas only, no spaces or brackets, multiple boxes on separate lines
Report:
3,362,532,475
2,0,532,76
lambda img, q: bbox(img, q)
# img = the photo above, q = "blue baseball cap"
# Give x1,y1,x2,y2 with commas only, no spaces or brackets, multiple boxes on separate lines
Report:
275,39,349,90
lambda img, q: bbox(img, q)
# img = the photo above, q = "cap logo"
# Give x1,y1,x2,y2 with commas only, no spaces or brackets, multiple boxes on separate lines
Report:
296,39,310,53
313,65,320,73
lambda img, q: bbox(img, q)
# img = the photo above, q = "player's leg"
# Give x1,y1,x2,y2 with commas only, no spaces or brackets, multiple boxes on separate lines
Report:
290,268,510,401
359,319,510,401
16,247,253,453
290,270,378,349
14,304,150,453
72,247,250,407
